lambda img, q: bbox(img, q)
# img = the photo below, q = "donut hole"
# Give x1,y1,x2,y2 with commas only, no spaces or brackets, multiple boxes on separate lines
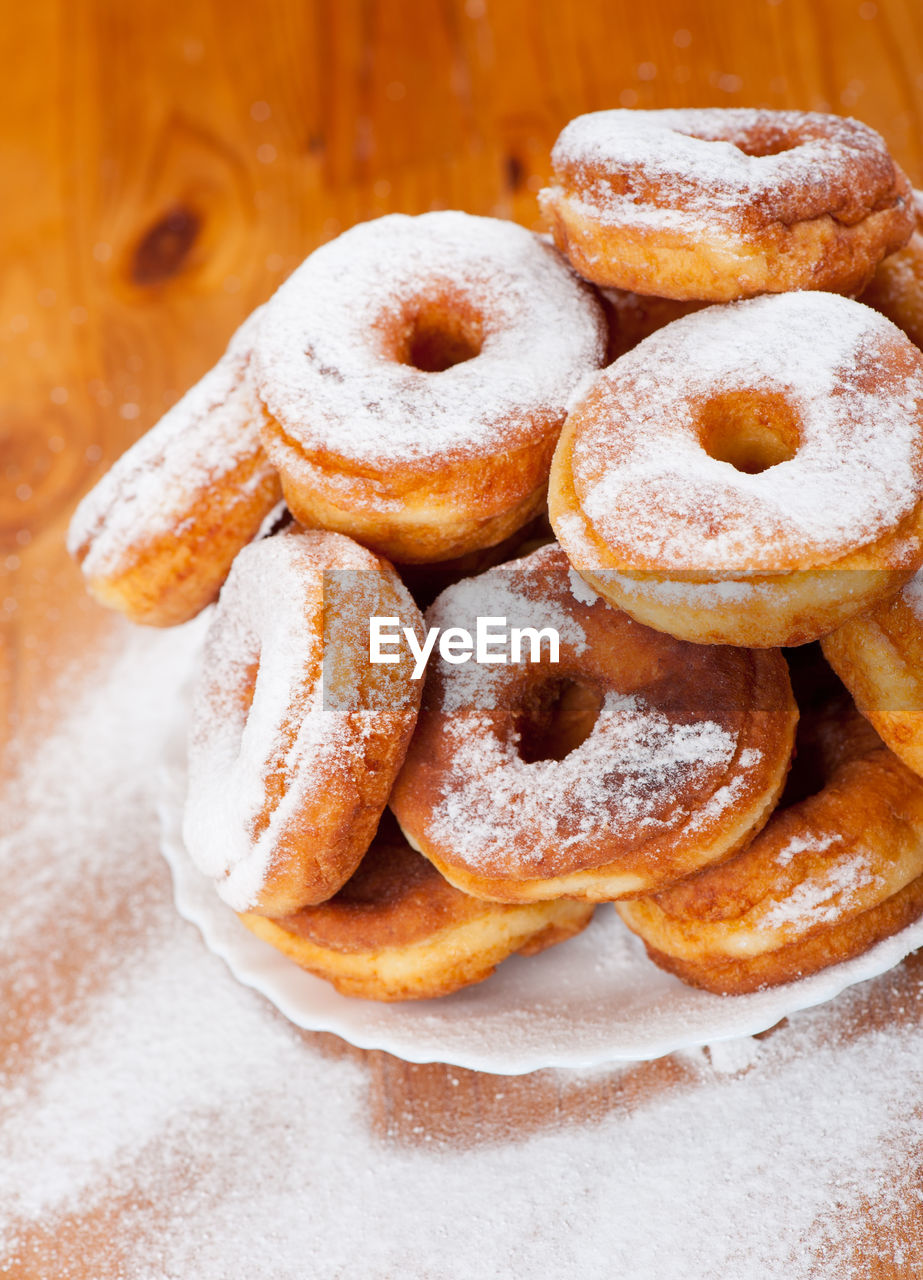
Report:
513,677,604,763
399,303,484,373
730,136,798,158
699,391,800,475
720,125,799,158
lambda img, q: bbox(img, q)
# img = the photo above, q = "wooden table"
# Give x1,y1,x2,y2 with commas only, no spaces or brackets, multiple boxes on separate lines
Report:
4,2,923,1275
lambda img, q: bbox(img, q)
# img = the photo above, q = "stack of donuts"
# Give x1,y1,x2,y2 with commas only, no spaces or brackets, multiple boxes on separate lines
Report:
69,107,923,1002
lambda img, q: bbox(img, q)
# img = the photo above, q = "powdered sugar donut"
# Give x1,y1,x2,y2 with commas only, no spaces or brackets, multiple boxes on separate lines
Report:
540,108,914,301
822,569,923,777
67,311,281,627
861,189,923,350
618,684,923,994
253,212,606,564
389,544,796,904
183,528,423,915
550,292,923,648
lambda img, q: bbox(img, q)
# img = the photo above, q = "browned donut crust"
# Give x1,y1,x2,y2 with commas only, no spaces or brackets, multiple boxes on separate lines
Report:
238,814,594,1001
822,570,923,778
183,528,424,916
860,189,923,350
253,212,605,564
617,692,923,994
390,544,796,904
540,108,914,301
67,312,281,627
550,292,923,648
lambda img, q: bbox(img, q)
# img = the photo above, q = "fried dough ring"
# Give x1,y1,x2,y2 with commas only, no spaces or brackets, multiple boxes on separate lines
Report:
550,292,923,647
390,544,796,904
253,212,605,564
67,311,281,626
540,108,913,301
617,688,923,994
239,814,594,1001
183,527,423,916
860,189,923,350
822,570,923,777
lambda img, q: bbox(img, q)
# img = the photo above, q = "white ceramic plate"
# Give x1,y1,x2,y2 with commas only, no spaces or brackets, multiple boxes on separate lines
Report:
158,690,923,1075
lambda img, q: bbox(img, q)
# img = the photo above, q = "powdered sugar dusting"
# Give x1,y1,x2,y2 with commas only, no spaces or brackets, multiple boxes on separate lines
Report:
427,545,590,712
604,572,767,607
762,852,883,929
568,565,598,605
569,292,923,572
253,211,605,466
775,832,839,867
5,620,923,1277
547,108,900,238
183,531,412,910
901,569,923,621
67,310,277,576
427,693,752,873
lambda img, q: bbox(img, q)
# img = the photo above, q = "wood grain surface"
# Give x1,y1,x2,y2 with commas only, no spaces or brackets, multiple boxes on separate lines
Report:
5,2,923,1275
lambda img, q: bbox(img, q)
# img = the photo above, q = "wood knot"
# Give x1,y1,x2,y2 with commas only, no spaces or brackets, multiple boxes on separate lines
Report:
505,153,526,192
131,206,201,284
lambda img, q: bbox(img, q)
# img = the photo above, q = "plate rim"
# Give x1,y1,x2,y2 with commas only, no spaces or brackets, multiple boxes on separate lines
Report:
158,749,923,1074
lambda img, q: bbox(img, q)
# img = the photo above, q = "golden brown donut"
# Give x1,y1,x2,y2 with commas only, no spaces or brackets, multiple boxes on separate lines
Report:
239,814,594,1001
67,311,281,626
252,212,606,564
617,680,923,994
822,570,923,777
183,527,423,916
860,189,923,350
390,544,796,904
550,292,923,648
539,108,913,301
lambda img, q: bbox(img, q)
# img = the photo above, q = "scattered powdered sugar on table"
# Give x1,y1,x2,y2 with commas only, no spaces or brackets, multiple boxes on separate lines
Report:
253,211,604,465
427,693,750,870
570,292,923,573
4,621,923,1278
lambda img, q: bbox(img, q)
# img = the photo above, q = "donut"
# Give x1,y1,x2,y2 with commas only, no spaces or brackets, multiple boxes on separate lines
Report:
389,544,797,904
539,108,914,300
252,212,606,564
550,291,923,648
617,674,923,994
183,527,423,916
822,569,923,777
67,311,281,627
860,189,923,350
238,813,594,1001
